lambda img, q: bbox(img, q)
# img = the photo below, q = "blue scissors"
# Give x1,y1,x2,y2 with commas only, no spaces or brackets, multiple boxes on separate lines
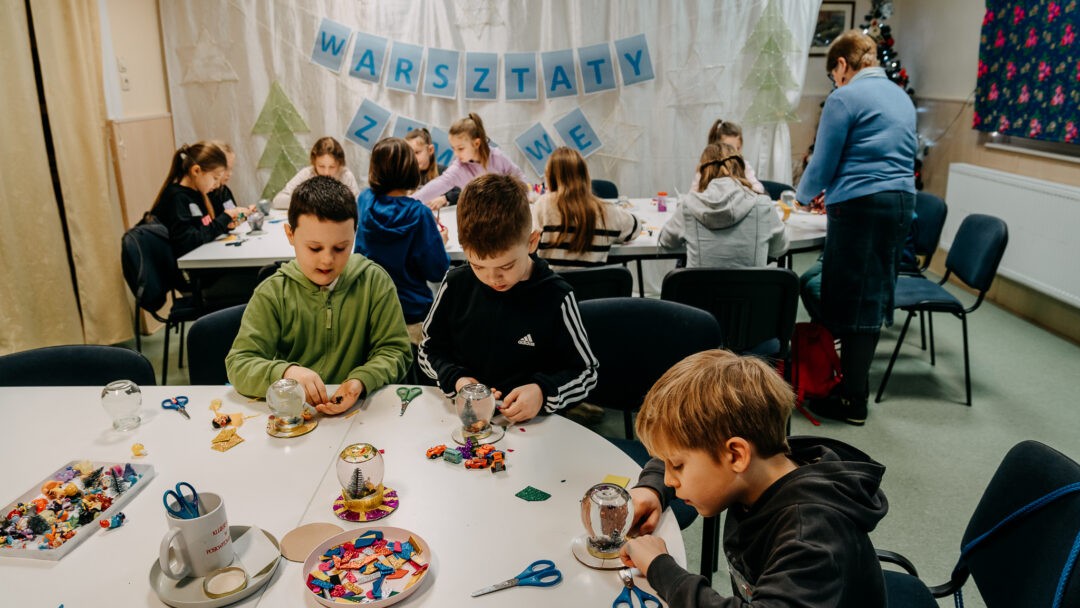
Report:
163,482,201,519
161,395,191,419
470,559,563,597
614,568,661,608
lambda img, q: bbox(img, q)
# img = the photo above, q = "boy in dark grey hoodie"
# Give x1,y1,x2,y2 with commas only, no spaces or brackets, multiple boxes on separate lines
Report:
622,350,888,607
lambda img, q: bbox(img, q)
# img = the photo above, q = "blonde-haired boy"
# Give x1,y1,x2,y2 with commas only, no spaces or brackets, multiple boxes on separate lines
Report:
622,350,889,607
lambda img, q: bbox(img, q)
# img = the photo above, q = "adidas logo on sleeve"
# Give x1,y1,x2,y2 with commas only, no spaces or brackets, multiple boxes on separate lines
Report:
517,334,535,347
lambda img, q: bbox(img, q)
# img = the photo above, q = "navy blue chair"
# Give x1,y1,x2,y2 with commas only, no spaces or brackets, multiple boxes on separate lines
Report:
578,298,722,439
591,179,619,199
187,304,246,385
880,440,1080,607
121,223,220,384
661,268,799,362
876,214,1008,405
759,180,794,201
0,345,156,386
904,192,949,276
558,266,633,302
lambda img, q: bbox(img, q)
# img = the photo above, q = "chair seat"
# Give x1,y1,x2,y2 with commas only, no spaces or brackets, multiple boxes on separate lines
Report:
894,276,963,312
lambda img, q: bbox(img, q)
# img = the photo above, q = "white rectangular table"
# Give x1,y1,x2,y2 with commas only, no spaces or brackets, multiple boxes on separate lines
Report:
0,385,685,607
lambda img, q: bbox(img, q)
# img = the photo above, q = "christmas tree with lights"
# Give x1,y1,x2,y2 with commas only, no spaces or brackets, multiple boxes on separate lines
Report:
860,0,914,97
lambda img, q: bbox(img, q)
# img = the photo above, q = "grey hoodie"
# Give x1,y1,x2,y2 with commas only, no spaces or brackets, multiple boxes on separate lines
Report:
659,177,789,268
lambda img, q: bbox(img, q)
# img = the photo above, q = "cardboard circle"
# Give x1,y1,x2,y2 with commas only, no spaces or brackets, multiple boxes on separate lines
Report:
279,522,344,563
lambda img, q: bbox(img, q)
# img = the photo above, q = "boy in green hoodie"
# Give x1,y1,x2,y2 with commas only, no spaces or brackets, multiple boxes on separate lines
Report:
226,176,412,415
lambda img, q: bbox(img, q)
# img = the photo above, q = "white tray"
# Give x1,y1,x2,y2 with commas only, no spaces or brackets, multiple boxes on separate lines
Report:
0,459,156,561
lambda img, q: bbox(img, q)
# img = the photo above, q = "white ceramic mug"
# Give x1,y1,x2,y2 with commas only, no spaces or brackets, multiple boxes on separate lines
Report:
159,492,233,579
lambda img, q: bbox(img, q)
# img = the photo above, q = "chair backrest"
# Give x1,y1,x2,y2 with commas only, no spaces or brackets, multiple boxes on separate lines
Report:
0,345,156,386
759,180,794,201
912,192,948,267
591,179,619,199
121,223,183,314
557,266,633,302
944,214,1009,294
257,261,285,284
187,304,247,384
959,440,1080,607
661,267,800,358
578,298,721,413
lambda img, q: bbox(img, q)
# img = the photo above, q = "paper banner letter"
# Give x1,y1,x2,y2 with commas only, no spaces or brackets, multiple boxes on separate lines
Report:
311,18,352,73
392,116,428,139
346,99,391,150
504,52,538,101
349,32,388,83
541,49,578,98
614,34,655,85
429,127,455,167
577,43,617,94
387,41,424,93
465,52,498,101
423,48,461,99
514,123,557,177
554,108,602,158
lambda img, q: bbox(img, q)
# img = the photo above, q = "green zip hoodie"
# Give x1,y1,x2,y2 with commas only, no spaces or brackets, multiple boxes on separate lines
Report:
226,255,412,399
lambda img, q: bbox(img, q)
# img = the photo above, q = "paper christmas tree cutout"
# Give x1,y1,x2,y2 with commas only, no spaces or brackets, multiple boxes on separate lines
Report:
253,82,310,199
180,29,239,85
742,1,800,125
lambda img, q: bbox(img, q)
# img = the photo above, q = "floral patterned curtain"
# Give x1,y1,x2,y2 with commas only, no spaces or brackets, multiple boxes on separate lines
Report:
973,0,1079,143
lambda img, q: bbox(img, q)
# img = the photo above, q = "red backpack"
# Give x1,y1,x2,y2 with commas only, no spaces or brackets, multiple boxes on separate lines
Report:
790,322,843,425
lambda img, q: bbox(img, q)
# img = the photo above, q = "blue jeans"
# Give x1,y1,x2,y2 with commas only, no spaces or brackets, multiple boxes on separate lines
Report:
821,191,914,335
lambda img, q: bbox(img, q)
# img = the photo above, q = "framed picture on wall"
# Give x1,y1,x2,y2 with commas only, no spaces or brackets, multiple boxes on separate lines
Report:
811,2,855,56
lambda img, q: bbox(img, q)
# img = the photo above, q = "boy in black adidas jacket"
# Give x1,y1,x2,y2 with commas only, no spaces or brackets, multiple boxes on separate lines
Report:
418,174,598,422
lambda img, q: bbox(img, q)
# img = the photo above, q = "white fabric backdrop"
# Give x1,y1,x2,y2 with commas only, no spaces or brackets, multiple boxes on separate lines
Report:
160,0,820,203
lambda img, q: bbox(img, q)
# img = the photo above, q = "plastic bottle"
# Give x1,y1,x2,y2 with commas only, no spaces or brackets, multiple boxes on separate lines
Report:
656,191,668,212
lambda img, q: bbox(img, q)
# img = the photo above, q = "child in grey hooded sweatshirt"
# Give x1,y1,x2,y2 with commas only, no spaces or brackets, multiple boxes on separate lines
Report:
660,143,788,268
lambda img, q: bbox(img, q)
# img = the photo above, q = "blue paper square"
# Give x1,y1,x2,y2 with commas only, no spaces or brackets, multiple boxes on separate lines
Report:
465,52,499,101
346,99,392,150
348,32,388,83
577,43,617,94
541,49,579,99
504,52,539,101
614,34,655,85
554,108,603,158
386,41,425,93
515,123,557,177
430,127,455,167
391,116,428,140
423,48,461,98
311,18,352,73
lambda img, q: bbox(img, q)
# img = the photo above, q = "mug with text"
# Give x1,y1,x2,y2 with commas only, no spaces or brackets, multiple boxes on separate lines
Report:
159,492,233,579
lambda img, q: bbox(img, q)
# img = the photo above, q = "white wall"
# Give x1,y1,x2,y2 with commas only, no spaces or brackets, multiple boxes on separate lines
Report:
893,0,983,100
103,0,170,118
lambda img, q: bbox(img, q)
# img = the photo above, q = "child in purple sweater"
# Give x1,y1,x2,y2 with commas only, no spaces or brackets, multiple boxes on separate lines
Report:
412,113,527,209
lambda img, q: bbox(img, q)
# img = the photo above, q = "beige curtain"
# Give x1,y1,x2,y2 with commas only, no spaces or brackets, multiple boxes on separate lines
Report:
0,1,134,354
0,1,84,354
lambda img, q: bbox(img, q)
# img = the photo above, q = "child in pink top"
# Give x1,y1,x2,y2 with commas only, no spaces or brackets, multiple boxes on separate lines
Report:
412,113,527,209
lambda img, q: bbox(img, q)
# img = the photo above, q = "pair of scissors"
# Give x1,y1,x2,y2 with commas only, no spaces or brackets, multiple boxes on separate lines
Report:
396,386,422,416
614,568,661,607
163,482,201,519
470,559,563,597
161,396,190,419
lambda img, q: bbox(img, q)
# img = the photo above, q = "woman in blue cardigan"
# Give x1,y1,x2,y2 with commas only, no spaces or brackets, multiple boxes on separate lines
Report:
796,30,917,426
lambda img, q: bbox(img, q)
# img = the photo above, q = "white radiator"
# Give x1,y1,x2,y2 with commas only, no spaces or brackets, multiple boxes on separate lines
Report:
945,163,1080,308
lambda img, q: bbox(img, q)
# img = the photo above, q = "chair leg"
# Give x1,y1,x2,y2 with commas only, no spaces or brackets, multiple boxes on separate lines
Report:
699,516,717,580
928,312,936,366
635,260,645,298
875,311,915,403
162,322,171,385
623,410,634,439
133,310,142,353
918,311,926,350
961,313,971,406
178,322,186,369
